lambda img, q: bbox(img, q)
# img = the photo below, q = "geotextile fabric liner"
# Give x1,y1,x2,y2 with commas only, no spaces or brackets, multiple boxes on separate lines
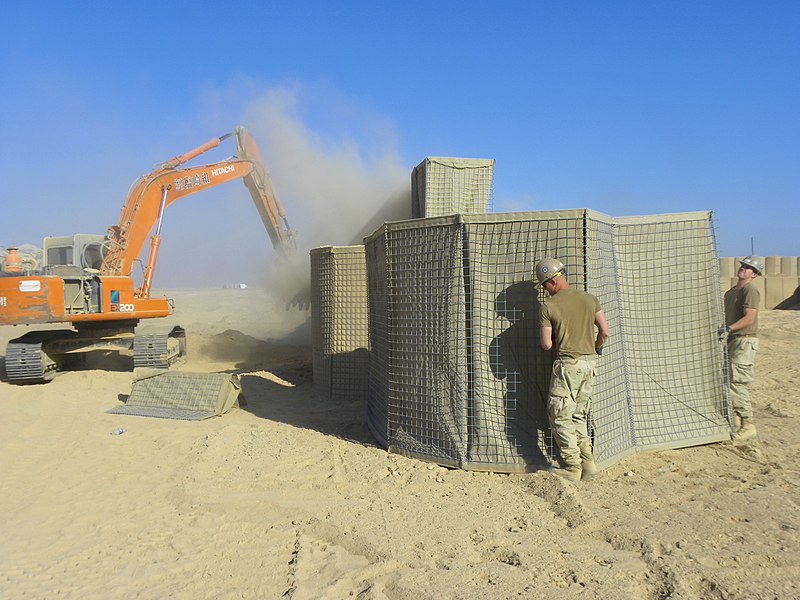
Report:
364,210,730,472
107,370,242,421
310,245,370,402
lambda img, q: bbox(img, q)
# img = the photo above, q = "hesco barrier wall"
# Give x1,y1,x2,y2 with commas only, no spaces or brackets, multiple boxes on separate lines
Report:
364,210,731,473
411,157,495,218
719,256,800,309
310,245,369,403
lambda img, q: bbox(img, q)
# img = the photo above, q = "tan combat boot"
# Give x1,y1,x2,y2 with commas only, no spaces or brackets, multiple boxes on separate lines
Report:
578,442,599,481
551,453,582,482
733,417,757,441
551,464,582,482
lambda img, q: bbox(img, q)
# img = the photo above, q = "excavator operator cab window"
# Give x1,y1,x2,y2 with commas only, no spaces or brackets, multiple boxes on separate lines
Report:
43,234,106,271
47,245,73,266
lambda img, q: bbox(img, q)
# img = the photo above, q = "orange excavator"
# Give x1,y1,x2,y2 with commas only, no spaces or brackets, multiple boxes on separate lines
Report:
0,126,295,383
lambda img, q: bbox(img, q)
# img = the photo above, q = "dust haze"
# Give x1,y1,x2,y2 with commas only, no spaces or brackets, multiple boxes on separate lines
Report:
241,87,412,309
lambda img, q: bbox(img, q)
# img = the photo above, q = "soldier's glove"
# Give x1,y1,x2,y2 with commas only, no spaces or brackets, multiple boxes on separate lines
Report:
717,325,731,340
595,346,603,356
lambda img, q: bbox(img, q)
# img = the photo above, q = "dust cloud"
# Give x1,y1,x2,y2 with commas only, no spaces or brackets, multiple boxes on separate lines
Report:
242,87,412,309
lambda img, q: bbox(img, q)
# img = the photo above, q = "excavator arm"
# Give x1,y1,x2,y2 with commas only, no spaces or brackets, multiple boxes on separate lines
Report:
100,127,294,297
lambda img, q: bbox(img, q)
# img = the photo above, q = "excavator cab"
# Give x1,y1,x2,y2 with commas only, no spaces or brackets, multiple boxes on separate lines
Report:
43,234,106,273
37,234,106,315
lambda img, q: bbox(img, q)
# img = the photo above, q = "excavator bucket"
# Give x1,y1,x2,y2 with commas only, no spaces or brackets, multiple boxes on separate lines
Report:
235,127,294,253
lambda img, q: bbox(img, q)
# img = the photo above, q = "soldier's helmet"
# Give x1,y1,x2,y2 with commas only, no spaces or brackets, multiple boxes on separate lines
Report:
534,258,565,286
740,256,764,275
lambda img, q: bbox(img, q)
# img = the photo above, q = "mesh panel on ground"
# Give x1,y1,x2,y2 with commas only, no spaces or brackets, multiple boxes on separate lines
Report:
310,245,369,402
411,157,495,218
107,371,241,421
364,210,730,473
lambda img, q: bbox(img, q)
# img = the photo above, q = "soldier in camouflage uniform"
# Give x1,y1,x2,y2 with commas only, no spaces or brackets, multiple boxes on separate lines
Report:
721,256,763,441
535,258,610,482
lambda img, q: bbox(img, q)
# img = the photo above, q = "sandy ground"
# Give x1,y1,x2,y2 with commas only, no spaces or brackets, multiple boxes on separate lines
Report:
1,288,798,600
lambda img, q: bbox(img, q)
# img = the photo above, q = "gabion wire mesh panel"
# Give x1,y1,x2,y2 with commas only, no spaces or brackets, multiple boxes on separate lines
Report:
107,371,241,421
365,210,730,473
411,157,495,218
466,214,586,470
310,245,369,402
584,214,633,465
614,214,729,449
365,232,390,443
367,217,468,462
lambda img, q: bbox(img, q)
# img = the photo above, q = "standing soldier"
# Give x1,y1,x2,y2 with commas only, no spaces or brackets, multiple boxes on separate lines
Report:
536,258,610,482
722,256,763,441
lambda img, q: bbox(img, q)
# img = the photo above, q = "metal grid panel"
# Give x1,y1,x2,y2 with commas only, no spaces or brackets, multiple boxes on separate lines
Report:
614,214,730,449
310,245,369,402
310,249,333,399
108,372,241,420
411,157,495,218
367,212,600,471
465,215,585,469
585,215,634,466
365,228,390,445
384,218,467,463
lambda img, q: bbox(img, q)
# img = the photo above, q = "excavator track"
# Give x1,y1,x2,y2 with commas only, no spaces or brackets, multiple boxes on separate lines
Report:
4,331,73,384
3,325,186,384
133,325,187,369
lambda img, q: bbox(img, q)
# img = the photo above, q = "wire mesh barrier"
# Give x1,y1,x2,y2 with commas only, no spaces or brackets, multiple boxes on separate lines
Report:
613,215,730,452
310,246,370,402
411,157,495,218
361,210,731,472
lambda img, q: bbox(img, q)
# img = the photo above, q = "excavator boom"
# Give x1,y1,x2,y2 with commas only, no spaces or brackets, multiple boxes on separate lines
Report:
101,126,294,297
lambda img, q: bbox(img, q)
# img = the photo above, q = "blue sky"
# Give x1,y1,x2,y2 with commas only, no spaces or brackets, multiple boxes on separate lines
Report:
2,2,798,288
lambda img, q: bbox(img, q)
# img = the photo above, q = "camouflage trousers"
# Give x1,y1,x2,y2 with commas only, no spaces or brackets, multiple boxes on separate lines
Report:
547,356,596,467
728,336,758,420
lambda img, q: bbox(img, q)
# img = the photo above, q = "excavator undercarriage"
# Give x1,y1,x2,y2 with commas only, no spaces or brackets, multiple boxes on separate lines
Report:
4,322,186,384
